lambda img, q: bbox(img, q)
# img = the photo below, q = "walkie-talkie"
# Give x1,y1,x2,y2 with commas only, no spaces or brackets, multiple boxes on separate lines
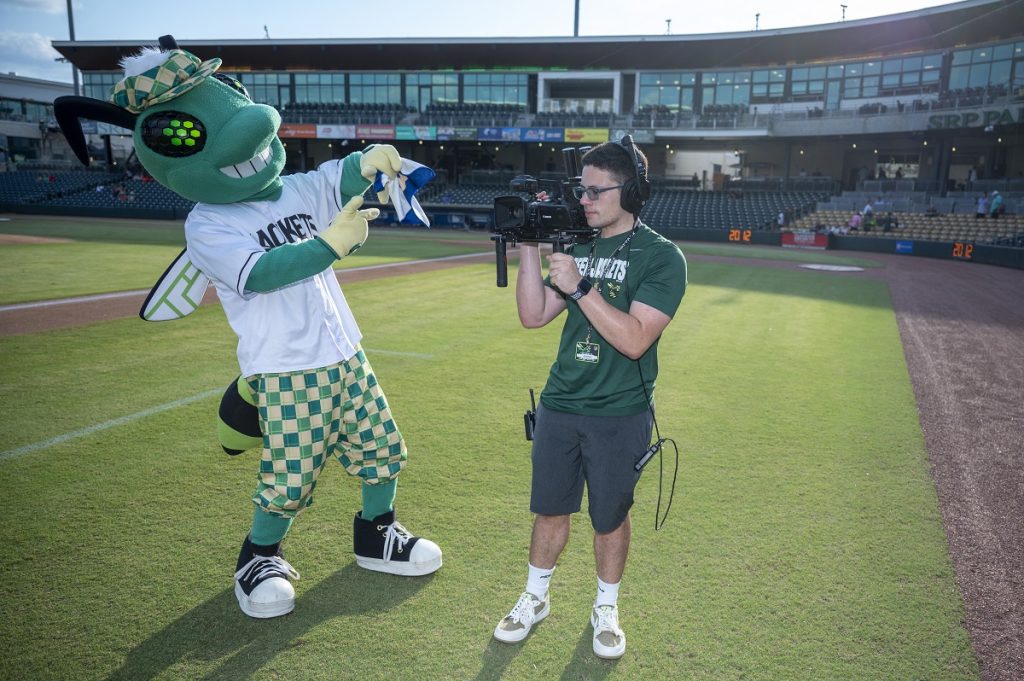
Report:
524,388,538,441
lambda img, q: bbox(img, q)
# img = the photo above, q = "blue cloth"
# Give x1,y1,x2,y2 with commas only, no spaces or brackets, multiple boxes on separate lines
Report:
373,159,435,226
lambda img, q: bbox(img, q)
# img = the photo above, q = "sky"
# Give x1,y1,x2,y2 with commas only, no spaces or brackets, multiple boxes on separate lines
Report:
1,0,965,83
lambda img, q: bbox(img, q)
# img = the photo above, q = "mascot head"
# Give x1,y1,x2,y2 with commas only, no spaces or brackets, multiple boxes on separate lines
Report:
55,35,287,203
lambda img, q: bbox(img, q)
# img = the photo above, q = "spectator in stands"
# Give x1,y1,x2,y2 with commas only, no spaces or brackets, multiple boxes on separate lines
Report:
976,194,989,219
777,211,785,229
967,167,977,186
882,212,896,233
989,191,1005,219
862,199,874,220
925,204,939,218
895,167,903,179
877,167,887,180
849,211,862,231
494,139,686,660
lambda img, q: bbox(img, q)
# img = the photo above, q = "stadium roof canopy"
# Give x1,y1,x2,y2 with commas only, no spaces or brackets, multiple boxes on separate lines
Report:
54,0,1024,73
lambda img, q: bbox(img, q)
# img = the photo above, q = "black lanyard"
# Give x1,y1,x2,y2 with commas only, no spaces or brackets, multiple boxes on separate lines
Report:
579,222,640,345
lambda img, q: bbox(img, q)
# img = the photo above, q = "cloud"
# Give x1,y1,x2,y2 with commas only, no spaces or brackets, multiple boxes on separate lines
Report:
0,0,66,14
0,30,72,82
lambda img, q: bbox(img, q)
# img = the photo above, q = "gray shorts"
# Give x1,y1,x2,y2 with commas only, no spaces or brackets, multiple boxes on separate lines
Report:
530,405,654,533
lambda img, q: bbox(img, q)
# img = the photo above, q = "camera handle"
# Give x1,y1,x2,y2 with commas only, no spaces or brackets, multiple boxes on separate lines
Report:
492,234,509,288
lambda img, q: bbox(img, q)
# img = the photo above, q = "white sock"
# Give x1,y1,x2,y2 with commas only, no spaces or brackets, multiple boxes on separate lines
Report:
526,563,554,599
595,577,620,608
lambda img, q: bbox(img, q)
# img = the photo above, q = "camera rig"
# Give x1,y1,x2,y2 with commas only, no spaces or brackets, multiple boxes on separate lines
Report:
490,146,598,287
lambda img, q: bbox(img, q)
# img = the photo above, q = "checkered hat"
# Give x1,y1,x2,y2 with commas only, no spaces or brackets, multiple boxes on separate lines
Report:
109,49,222,114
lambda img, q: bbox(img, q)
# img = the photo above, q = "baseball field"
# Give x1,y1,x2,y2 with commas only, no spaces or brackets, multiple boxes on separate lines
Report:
0,214,1019,680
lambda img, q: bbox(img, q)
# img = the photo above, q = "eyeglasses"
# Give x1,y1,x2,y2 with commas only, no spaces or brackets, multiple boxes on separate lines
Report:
572,184,624,201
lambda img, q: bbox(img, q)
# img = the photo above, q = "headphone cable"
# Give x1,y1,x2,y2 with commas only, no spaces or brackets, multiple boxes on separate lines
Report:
637,361,679,531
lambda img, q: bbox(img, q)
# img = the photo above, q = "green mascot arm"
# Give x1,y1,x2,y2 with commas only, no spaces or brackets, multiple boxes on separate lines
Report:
244,239,337,292
340,151,371,204
244,196,380,292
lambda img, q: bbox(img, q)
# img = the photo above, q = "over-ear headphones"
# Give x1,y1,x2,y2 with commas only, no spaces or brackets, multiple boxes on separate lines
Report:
614,134,651,216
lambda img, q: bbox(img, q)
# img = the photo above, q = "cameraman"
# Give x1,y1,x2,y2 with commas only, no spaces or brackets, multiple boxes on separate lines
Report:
493,140,687,658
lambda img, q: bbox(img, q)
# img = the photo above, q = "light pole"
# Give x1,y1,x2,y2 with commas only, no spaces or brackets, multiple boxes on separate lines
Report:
840,4,847,21
65,0,79,95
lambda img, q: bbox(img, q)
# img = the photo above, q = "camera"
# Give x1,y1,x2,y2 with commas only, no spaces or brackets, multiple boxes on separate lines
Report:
490,146,598,287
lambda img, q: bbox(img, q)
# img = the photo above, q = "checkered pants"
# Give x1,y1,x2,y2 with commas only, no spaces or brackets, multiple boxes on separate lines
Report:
246,349,406,518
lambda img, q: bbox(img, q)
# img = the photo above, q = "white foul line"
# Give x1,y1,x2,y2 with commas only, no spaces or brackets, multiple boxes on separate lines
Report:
0,288,152,312
0,251,490,313
0,347,435,462
0,388,223,462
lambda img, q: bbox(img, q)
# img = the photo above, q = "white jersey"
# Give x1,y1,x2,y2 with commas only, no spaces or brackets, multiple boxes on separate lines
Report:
185,159,361,377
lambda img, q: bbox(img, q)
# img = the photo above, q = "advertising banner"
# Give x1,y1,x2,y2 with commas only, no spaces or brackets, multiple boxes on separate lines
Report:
781,231,828,249
395,125,437,141
519,128,564,142
895,241,914,254
316,124,356,139
477,127,521,141
611,128,655,144
564,128,609,143
355,124,396,140
278,124,317,139
436,126,478,141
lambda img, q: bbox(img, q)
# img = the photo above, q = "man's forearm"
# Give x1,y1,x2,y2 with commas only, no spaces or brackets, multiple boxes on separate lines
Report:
516,244,548,327
577,293,645,357
577,293,670,360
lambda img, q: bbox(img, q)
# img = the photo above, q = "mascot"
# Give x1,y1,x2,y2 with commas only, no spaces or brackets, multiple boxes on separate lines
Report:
54,35,442,619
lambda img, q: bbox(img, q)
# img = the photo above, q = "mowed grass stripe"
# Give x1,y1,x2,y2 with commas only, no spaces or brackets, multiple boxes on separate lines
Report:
0,262,976,680
0,388,223,461
0,216,490,305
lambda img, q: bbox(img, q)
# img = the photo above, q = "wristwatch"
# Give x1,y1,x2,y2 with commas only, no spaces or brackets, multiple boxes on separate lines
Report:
569,278,593,301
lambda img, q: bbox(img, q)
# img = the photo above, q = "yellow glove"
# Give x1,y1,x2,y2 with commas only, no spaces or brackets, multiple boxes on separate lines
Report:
319,196,379,258
360,144,402,203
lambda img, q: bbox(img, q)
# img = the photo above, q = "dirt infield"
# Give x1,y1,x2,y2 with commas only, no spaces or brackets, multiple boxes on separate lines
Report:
0,234,74,244
1,249,1021,679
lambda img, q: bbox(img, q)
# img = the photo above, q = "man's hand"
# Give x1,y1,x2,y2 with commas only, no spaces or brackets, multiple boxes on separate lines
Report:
360,144,402,203
547,252,583,296
319,196,379,258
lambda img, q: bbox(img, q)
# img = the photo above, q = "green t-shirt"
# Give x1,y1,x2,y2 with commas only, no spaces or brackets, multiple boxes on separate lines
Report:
540,223,687,416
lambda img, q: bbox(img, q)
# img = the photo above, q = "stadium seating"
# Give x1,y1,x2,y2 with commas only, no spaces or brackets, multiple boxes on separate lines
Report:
0,170,123,206
415,103,523,127
280,102,411,125
790,209,1024,245
641,189,827,231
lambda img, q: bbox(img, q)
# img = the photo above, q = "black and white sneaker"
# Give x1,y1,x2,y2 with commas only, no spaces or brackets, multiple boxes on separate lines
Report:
234,537,300,618
353,510,442,576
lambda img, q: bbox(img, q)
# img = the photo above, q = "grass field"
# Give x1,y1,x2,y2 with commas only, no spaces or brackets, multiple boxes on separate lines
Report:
0,217,977,680
0,216,490,304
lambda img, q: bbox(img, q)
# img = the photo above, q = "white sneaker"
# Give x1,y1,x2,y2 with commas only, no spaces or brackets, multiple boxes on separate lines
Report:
493,591,550,643
234,554,300,619
591,604,626,659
